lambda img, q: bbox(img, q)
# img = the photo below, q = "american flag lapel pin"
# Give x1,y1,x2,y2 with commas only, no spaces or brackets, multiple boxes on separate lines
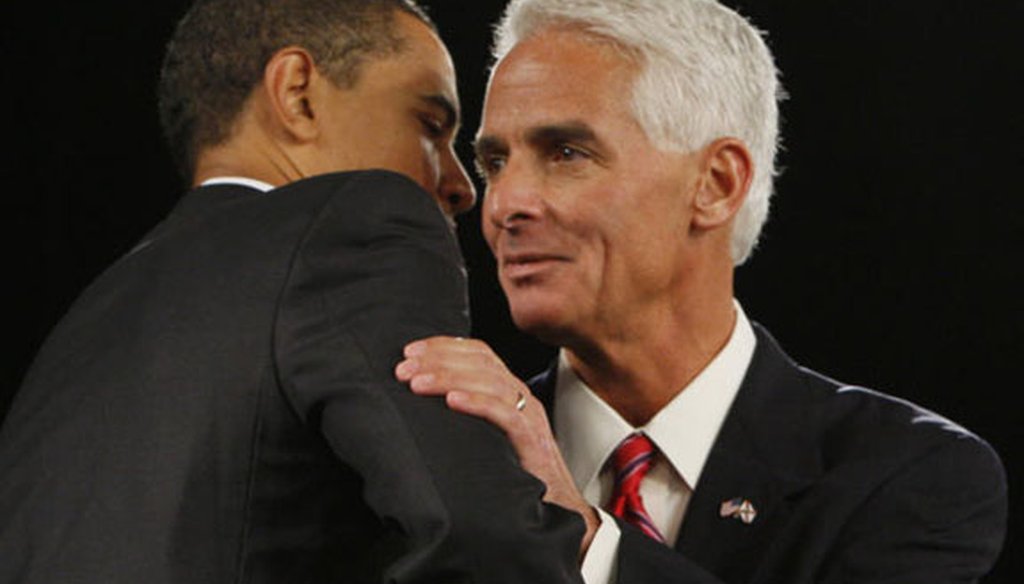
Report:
719,497,757,525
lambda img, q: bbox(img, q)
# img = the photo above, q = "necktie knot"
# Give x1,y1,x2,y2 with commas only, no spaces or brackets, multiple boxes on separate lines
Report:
607,432,665,543
611,432,656,481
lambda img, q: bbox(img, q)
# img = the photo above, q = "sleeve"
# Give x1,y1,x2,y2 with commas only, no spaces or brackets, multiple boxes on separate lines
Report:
613,524,723,584
581,508,620,584
274,171,586,583
814,435,1008,584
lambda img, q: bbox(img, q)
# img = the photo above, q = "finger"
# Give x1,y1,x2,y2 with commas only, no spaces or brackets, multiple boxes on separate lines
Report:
404,336,484,357
404,338,506,372
446,390,531,441
395,350,488,384
394,357,418,381
397,343,520,396
405,362,524,400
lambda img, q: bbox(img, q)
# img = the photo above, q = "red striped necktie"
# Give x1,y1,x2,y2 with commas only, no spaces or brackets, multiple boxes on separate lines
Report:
606,432,666,543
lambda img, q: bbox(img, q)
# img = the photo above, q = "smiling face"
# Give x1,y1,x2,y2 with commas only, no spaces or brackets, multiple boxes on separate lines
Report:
476,28,706,347
313,10,475,218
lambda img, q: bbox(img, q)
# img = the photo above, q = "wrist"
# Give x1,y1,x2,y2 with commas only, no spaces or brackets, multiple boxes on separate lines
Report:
578,504,602,559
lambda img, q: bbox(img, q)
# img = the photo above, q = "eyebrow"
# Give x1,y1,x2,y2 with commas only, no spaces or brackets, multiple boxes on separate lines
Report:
474,135,506,159
525,122,599,148
474,121,604,159
420,94,460,131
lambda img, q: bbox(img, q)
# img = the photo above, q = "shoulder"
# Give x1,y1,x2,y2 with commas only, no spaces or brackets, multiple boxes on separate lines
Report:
743,324,1006,561
276,170,446,225
750,323,1004,486
801,363,995,465
791,362,1008,572
270,170,460,264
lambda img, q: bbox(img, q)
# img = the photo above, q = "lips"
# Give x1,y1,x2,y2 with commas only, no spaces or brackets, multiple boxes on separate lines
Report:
500,252,568,281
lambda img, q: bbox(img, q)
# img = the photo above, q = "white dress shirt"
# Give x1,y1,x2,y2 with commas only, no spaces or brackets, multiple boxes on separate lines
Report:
199,176,275,193
557,302,757,584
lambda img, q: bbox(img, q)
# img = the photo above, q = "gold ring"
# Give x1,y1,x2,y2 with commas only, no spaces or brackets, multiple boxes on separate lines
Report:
514,392,527,412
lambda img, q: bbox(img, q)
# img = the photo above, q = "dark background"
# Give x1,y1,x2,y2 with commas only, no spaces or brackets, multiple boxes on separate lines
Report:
2,1,1019,580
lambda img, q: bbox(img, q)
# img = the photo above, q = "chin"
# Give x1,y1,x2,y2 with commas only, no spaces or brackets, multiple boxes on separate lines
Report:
507,295,575,345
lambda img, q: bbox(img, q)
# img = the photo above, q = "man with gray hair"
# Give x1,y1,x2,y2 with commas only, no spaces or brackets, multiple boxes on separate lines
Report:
398,0,1008,582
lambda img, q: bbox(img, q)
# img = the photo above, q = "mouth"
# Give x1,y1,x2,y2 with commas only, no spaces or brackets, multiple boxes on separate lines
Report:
501,253,568,281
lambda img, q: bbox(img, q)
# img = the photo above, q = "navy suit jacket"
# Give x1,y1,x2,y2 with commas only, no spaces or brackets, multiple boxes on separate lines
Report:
0,171,584,584
531,323,1006,584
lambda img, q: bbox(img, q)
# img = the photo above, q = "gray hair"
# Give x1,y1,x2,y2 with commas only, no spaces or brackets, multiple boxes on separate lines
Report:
493,0,782,264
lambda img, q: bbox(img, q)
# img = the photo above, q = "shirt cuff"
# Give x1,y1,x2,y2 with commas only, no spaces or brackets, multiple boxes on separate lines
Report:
581,507,621,584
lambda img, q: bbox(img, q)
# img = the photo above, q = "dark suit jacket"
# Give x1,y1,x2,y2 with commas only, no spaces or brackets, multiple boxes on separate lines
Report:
0,171,584,584
532,323,1007,584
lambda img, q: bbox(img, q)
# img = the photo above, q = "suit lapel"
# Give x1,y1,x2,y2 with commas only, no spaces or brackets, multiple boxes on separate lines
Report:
529,366,558,418
530,326,824,581
674,324,821,581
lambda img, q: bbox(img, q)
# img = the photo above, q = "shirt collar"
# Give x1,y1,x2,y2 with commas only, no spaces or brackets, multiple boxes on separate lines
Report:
199,176,275,193
553,301,757,492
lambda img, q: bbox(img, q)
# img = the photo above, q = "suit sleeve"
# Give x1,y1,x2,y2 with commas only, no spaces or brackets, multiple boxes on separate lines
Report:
274,171,585,584
612,522,723,584
814,435,1007,584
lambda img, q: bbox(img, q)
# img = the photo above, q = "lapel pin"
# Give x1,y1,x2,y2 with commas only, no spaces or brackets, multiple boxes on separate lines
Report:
719,497,757,524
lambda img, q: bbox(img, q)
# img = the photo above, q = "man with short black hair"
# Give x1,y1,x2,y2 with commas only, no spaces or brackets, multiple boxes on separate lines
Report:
0,1,585,582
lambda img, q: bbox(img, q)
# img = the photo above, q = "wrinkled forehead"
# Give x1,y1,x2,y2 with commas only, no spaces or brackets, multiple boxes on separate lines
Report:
490,25,640,87
480,28,640,135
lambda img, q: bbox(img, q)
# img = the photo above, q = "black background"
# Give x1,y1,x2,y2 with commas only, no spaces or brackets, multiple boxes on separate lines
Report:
2,1,1020,580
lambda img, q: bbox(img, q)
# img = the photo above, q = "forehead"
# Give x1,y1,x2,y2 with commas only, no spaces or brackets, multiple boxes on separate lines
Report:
480,28,639,135
383,11,458,100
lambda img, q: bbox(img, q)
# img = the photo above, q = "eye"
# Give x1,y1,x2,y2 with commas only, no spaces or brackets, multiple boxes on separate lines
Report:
418,114,444,138
551,144,588,163
475,155,507,180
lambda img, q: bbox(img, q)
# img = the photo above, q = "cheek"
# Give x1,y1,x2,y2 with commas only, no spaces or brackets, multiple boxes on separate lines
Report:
557,187,627,250
375,133,438,192
392,136,439,192
417,136,441,186
481,218,498,252
566,187,652,286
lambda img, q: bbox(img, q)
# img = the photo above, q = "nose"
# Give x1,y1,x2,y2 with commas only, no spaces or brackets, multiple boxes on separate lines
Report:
484,158,542,233
437,146,477,217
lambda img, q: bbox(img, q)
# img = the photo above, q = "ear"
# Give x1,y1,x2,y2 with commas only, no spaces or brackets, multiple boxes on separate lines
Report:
261,47,320,143
692,138,754,230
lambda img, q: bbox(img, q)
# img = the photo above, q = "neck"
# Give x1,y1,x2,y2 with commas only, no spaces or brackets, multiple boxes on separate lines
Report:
192,109,307,188
565,260,736,427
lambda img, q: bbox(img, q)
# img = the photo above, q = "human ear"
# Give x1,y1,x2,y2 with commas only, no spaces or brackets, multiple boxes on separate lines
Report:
261,47,319,143
692,138,753,229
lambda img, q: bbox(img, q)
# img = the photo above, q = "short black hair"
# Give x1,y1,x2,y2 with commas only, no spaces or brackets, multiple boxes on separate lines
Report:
157,0,433,180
